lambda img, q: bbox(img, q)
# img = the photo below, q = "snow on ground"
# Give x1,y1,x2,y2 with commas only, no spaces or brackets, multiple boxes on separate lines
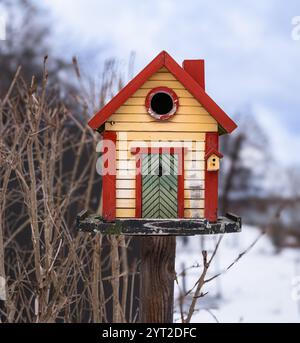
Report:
174,225,300,323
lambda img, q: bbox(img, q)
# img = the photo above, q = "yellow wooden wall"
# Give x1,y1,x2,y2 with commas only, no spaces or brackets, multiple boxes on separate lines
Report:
104,67,218,219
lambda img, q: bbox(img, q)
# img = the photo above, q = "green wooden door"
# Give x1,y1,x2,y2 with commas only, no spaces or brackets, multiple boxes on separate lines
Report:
142,153,178,218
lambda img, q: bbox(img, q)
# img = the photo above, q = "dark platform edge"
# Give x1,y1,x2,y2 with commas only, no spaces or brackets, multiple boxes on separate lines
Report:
76,210,241,236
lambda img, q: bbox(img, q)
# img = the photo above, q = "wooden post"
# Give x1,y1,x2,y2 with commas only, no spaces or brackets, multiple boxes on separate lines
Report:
139,236,176,323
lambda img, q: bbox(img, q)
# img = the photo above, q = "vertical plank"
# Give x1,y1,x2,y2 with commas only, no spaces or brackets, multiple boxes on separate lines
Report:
178,148,184,218
102,131,116,221
204,132,219,222
135,154,142,217
140,236,176,323
139,153,177,322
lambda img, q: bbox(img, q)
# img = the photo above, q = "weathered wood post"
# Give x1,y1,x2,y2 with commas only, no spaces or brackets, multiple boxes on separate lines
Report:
77,213,241,323
140,236,176,323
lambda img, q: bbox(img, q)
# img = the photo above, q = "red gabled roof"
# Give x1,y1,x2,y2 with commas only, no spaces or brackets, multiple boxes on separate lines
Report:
205,148,223,160
88,51,237,133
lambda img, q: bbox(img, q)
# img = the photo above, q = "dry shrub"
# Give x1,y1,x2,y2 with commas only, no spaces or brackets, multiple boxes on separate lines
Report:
0,60,137,323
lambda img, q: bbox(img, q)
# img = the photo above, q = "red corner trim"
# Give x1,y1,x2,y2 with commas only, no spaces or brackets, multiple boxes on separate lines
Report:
205,132,219,222
135,155,142,218
145,86,179,120
178,150,184,218
88,51,237,133
133,147,185,218
102,131,116,222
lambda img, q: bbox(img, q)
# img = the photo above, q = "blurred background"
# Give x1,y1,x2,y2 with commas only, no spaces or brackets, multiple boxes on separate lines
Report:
0,0,300,322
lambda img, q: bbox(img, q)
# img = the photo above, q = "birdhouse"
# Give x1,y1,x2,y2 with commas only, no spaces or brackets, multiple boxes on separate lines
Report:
206,149,223,171
88,51,237,224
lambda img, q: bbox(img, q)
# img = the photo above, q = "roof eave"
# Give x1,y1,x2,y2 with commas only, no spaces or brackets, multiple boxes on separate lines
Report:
88,51,238,134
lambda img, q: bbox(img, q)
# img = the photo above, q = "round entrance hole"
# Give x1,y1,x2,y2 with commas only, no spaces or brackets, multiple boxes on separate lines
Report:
145,87,179,120
151,92,174,115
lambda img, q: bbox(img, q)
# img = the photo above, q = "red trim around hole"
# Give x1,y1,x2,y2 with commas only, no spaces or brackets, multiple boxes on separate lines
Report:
145,86,179,120
88,51,237,133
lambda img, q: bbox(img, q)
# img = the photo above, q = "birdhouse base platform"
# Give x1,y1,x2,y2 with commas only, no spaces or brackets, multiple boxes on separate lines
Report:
76,211,241,236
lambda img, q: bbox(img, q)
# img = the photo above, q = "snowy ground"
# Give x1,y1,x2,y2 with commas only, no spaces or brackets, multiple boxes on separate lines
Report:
174,225,300,323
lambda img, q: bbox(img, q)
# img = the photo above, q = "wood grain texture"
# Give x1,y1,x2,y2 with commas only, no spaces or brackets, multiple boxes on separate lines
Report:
109,114,215,123
116,171,136,179
117,189,204,199
117,160,137,170
114,105,211,115
185,170,205,179
185,160,205,170
114,130,207,219
115,207,205,219
139,236,176,323
116,198,135,208
116,208,135,217
157,67,169,72
105,69,218,137
89,51,237,133
116,149,205,159
149,73,177,81
115,149,206,218
115,199,204,211
184,189,204,199
116,179,135,189
116,140,205,150
116,152,205,162
117,132,205,140
132,88,194,98
116,169,136,178
140,80,184,89
184,209,204,218
106,122,217,132
184,199,204,208
124,96,199,106
184,179,204,189
116,189,135,199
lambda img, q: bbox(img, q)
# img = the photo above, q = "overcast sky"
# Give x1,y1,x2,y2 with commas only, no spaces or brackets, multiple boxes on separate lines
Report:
41,0,300,166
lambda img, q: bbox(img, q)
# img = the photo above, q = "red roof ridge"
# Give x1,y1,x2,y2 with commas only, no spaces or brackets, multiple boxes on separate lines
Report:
205,148,223,160
88,50,237,133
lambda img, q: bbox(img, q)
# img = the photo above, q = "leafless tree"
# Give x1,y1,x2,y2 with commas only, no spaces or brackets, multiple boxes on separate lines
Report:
219,112,269,215
0,58,137,322
0,0,73,97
